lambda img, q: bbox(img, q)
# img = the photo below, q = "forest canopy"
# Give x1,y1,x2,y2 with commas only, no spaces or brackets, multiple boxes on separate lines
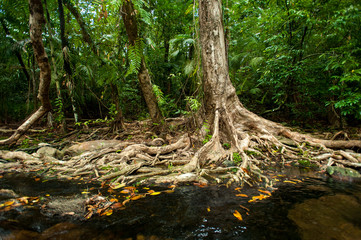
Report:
0,0,360,129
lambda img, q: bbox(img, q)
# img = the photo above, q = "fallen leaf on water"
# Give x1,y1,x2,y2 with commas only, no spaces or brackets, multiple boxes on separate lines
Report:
258,189,271,196
236,194,248,197
102,209,113,216
150,192,161,196
4,200,15,207
130,195,144,201
111,202,124,209
164,189,174,193
207,207,211,212
239,205,250,212
193,182,207,188
147,190,155,194
233,210,243,221
248,194,270,203
283,180,297,184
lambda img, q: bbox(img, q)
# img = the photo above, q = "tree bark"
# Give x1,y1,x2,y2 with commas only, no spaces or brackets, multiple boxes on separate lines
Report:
58,0,80,123
121,0,163,125
0,0,52,145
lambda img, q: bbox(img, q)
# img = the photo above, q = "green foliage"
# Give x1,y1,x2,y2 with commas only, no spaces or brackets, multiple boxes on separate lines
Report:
202,121,212,145
233,152,242,165
53,98,64,124
125,38,143,77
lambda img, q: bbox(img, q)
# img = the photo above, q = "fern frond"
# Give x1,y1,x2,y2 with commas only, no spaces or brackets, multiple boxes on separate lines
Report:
125,38,143,77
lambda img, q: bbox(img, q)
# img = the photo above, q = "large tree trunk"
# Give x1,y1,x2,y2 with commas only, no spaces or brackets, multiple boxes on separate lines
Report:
121,0,163,125
0,0,52,146
184,0,361,174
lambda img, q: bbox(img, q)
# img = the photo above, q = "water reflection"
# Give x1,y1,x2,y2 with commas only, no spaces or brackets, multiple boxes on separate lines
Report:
0,171,361,239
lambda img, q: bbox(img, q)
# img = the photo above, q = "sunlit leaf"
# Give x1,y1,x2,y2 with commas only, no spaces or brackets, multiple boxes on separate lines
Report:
233,210,243,221
18,197,29,204
4,200,15,206
235,187,241,191
143,187,150,190
120,190,130,194
168,185,176,189
290,179,302,183
110,183,125,189
248,194,270,202
45,194,50,197
109,198,118,202
258,189,271,196
283,180,297,184
236,194,248,197
150,192,161,196
124,186,136,191
147,190,155,194
207,207,211,212
82,191,91,194
130,195,144,201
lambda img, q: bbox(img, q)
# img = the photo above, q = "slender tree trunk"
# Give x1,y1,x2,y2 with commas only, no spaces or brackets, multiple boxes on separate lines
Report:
121,0,163,125
58,0,80,123
63,0,100,60
44,0,67,132
0,0,52,145
110,83,126,132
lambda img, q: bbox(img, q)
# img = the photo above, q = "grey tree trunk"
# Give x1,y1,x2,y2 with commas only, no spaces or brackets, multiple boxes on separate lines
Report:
0,0,52,145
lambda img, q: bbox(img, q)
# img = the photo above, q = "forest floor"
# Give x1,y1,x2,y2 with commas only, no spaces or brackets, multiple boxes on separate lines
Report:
0,118,361,188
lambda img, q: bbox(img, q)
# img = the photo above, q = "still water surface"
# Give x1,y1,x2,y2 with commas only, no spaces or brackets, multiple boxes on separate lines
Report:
0,169,361,240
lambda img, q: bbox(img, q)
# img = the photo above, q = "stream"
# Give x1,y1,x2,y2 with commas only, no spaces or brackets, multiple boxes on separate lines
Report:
0,169,361,240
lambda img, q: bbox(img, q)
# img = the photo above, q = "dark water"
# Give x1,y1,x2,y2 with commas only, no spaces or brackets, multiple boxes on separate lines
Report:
0,170,361,240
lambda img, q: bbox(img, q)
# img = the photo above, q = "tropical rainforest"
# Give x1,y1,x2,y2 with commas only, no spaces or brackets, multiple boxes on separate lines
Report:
0,0,361,187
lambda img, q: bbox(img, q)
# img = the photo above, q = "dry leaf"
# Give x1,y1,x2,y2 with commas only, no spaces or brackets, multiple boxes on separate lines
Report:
147,190,155,194
239,205,250,212
120,190,130,194
111,202,124,209
258,189,271,196
109,198,118,202
130,195,143,201
236,194,248,197
207,207,211,212
84,211,93,219
283,180,297,184
233,210,243,221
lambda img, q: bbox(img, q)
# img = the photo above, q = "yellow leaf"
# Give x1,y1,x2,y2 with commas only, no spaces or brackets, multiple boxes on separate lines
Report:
109,198,118,202
110,183,125,189
150,192,161,196
164,189,174,193
120,190,130,194
284,180,297,184
233,210,243,221
290,179,302,183
235,187,241,191
4,200,15,206
101,209,113,216
45,194,50,197
236,194,248,197
82,191,90,194
143,187,150,190
207,207,211,212
258,189,272,196
124,186,136,191
147,190,155,194
130,195,144,201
